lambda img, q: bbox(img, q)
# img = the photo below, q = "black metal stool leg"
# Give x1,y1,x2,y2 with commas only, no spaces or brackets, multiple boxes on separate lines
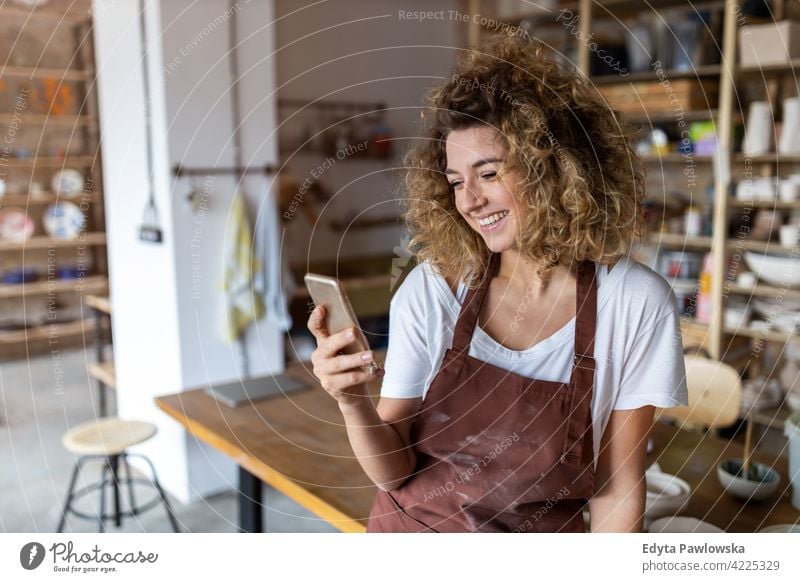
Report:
97,460,109,533
134,454,181,532
109,455,122,528
57,457,85,533
121,453,136,517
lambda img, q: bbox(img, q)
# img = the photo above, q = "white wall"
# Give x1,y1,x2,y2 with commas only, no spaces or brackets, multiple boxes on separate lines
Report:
161,0,283,502
93,0,283,506
275,0,461,265
92,0,190,499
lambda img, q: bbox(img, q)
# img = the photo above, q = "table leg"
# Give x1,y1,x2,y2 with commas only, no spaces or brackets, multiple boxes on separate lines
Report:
93,309,106,417
238,466,263,533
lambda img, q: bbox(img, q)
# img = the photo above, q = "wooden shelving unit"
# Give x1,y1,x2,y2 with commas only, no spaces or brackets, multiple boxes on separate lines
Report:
0,192,102,206
2,155,98,168
0,275,107,299
0,233,107,252
0,3,108,360
1,64,93,81
0,318,94,345
0,113,97,126
474,0,800,431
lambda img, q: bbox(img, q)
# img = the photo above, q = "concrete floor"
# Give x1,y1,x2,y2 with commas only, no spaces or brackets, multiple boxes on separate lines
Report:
0,348,337,533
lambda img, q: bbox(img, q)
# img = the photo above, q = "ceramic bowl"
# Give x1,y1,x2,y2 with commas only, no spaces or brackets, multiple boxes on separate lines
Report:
717,459,780,500
785,392,800,413
649,516,724,533
753,297,800,316
744,251,800,288
645,470,692,520
759,524,800,533
724,303,752,329
773,311,800,334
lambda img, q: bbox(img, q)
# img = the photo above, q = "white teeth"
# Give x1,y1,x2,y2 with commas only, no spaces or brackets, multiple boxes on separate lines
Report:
477,210,509,226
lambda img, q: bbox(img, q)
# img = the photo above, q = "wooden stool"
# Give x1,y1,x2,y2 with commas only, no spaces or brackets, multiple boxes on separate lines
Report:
57,418,180,532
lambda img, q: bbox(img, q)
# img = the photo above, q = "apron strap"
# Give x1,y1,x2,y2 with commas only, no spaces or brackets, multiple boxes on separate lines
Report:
562,259,598,464
449,252,500,355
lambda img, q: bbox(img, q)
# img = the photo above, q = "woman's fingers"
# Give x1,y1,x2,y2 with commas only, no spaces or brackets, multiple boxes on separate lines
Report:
319,326,359,358
320,350,373,375
306,304,328,342
319,368,378,393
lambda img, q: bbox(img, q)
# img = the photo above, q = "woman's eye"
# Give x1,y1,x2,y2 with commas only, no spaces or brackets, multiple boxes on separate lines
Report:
449,180,463,190
481,172,497,180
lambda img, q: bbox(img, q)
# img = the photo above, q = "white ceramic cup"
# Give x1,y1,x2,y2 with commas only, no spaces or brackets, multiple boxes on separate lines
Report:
779,97,800,154
780,179,800,202
737,271,757,287
780,224,800,249
743,101,774,155
756,177,777,201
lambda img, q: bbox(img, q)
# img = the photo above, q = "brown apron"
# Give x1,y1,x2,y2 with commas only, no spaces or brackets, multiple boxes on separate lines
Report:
367,251,598,532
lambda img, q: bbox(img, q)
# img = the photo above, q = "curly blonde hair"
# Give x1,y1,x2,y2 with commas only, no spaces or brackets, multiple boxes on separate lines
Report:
402,34,647,288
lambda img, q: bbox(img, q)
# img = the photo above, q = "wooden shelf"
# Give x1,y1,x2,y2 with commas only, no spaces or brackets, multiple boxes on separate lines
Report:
88,360,116,389
752,401,796,430
0,5,92,23
0,233,106,252
641,153,713,163
0,65,92,81
2,156,97,168
623,110,720,124
592,65,721,85
726,283,800,303
0,192,100,206
0,114,96,127
0,318,93,345
722,326,799,343
728,199,800,210
737,58,800,78
0,275,107,299
726,238,794,253
647,232,714,250
559,0,726,18
733,153,800,164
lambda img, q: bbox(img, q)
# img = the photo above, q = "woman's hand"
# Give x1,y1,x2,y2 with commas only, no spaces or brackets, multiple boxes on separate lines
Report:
307,303,384,408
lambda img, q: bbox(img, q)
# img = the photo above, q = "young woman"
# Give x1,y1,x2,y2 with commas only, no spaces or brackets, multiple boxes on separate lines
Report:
307,35,688,533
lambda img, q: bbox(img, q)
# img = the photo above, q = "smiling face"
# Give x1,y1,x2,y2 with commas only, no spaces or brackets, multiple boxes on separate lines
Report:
445,126,523,254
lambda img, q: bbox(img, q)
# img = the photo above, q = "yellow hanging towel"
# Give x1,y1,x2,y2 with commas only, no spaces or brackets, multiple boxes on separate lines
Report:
222,192,265,341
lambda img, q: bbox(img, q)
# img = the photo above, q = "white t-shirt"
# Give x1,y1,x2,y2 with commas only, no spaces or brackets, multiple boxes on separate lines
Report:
379,255,690,466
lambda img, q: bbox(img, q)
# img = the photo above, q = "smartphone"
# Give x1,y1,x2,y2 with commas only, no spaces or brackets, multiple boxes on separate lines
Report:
304,272,380,374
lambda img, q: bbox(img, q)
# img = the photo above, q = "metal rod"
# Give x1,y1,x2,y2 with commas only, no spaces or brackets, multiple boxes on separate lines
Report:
172,163,277,177
278,97,386,112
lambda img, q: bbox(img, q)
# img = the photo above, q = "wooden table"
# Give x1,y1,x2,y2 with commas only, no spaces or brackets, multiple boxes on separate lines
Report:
155,350,799,533
155,355,379,533
648,421,799,533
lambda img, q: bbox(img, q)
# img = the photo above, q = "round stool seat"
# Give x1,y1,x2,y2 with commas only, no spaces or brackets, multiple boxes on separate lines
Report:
62,418,157,456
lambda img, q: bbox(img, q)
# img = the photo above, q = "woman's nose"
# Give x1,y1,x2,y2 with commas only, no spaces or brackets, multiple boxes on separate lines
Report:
460,179,487,212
